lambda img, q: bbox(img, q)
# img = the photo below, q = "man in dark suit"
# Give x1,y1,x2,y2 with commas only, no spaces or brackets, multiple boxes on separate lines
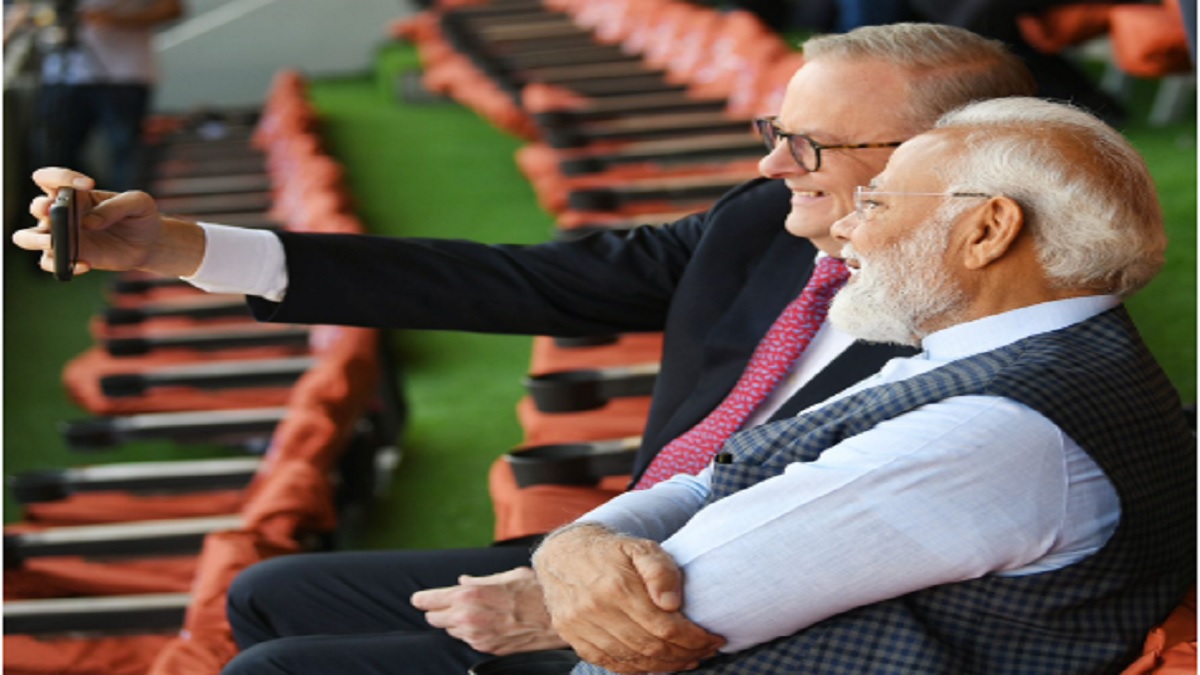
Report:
20,24,1036,675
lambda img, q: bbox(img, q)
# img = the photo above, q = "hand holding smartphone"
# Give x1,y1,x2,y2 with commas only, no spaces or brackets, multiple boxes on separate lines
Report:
49,187,79,281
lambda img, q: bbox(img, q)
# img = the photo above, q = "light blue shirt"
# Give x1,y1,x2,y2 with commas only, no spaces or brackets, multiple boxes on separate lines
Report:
576,295,1123,653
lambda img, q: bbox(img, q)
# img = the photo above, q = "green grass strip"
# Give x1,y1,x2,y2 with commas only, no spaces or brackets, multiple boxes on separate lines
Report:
306,44,555,548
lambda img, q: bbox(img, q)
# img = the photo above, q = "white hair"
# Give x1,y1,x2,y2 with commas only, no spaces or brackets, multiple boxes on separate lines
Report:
933,97,1166,296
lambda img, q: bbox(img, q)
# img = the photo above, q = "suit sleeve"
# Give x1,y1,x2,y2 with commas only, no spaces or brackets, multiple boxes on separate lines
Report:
245,214,707,336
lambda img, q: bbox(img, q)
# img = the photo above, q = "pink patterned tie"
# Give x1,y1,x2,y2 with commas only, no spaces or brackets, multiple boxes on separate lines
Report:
634,256,850,489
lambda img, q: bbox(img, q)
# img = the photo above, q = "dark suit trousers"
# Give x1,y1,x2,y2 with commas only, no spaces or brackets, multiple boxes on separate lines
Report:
222,546,534,675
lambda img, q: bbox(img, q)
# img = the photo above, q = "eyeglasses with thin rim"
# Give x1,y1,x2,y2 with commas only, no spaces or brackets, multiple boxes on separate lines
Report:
854,187,992,222
754,116,906,172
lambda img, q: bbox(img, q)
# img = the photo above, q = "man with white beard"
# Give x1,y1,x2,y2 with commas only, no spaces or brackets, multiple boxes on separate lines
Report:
533,97,1195,675
827,189,973,345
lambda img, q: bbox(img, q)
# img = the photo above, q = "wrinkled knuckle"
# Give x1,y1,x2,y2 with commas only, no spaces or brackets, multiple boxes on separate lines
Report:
589,653,625,672
650,620,685,642
593,577,626,599
638,641,672,661
456,627,482,642
649,631,684,656
629,539,659,555
459,612,490,629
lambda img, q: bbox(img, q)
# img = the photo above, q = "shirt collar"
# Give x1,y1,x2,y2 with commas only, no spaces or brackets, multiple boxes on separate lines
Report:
922,295,1121,361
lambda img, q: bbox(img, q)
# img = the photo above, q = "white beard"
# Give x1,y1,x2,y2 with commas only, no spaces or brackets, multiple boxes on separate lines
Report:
829,214,966,346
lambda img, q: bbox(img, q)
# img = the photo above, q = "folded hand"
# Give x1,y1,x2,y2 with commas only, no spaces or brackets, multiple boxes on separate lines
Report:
534,524,725,673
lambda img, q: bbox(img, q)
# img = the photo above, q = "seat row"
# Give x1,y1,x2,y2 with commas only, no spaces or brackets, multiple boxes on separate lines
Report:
395,0,802,231
4,71,404,675
1019,0,1194,126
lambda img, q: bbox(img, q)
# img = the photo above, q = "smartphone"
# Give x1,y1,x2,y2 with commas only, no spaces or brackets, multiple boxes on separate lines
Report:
49,187,78,281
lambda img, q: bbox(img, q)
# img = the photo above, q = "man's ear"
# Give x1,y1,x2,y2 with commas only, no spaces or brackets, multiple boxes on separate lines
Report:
963,196,1024,270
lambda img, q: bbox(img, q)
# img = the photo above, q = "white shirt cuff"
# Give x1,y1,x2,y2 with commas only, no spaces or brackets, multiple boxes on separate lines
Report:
183,222,288,302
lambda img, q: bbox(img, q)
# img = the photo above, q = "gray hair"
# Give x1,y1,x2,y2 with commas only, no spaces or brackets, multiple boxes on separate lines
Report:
934,97,1165,296
803,23,1036,135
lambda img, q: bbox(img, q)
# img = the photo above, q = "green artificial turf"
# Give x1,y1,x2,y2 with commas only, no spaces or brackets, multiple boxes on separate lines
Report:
305,44,556,549
1123,123,1197,403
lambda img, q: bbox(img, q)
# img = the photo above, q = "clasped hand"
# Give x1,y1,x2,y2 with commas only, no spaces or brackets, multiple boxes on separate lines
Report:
533,524,725,674
411,566,568,655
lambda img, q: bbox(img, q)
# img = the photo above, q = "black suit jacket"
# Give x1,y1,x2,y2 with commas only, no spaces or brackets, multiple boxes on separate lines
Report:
247,178,915,484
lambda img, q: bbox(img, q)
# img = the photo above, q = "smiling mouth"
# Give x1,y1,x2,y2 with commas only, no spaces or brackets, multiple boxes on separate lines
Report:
791,190,824,199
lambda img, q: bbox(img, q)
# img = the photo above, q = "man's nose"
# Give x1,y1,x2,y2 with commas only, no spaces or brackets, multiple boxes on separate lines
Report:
757,141,805,179
830,212,857,242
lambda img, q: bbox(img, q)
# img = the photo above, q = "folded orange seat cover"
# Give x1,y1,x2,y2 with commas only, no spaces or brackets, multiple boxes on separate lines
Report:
1122,587,1196,674
489,456,626,540
146,432,345,672
18,490,246,526
4,555,199,599
12,328,375,668
4,634,175,675
147,530,308,675
62,324,368,416
555,207,701,230
1017,4,1113,54
529,333,664,374
495,396,650,539
389,10,439,43
516,395,652,446
529,161,762,214
62,346,296,415
521,83,593,115
1108,1,1193,78
105,282,228,304
85,314,305,343
87,311,260,340
660,9,724,86
688,13,787,100
637,4,702,72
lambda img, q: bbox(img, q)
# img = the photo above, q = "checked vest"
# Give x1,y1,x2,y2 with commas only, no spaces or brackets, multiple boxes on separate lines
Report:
575,306,1195,675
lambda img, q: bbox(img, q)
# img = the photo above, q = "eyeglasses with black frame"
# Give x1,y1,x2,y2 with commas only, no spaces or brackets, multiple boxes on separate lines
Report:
853,187,992,222
754,116,906,172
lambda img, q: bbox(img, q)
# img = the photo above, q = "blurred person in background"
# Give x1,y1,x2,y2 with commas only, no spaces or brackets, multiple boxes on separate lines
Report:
34,0,182,190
